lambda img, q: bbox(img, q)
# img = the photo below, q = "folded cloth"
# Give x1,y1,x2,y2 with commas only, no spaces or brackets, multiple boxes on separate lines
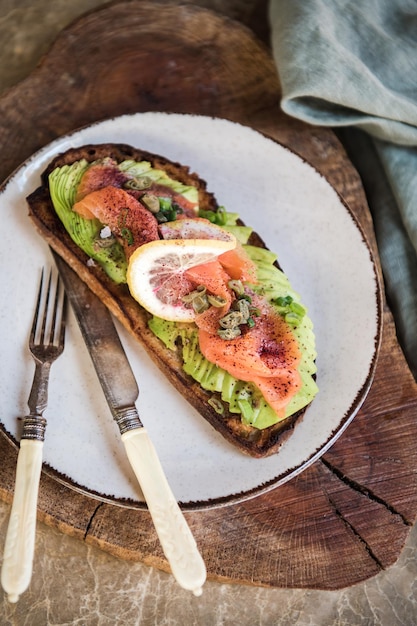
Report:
269,0,417,379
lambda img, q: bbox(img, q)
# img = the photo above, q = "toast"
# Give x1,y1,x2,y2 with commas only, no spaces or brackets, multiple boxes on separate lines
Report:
26,143,317,458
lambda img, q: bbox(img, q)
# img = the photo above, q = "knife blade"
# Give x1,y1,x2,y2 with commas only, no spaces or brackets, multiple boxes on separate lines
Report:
52,251,206,596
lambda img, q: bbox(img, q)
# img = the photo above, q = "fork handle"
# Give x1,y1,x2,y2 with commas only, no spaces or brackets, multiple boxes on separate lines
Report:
1,439,43,603
121,428,206,596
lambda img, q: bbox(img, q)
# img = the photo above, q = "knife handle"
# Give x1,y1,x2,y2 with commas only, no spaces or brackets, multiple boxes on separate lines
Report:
121,428,206,595
1,439,43,603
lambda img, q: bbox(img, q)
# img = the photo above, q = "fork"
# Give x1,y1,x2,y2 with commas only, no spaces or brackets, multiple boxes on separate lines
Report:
1,268,67,603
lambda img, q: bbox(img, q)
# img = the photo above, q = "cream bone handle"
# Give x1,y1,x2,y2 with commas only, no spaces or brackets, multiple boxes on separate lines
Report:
121,428,206,596
1,439,43,603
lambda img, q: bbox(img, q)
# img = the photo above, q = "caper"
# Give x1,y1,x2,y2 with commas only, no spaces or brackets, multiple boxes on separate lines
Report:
93,237,115,251
141,194,160,213
208,397,225,415
182,285,207,304
219,311,244,329
235,298,250,320
218,327,242,340
228,279,244,295
125,176,152,190
207,294,227,308
192,295,209,314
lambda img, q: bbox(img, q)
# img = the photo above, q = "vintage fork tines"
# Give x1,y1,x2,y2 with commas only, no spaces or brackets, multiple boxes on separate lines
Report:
1,266,67,604
24,268,67,441
30,268,67,361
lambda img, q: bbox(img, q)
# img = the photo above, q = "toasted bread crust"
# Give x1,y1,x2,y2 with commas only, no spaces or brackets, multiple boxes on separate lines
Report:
27,143,306,457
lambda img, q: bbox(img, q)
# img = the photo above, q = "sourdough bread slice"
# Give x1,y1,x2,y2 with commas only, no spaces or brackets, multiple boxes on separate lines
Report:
27,143,308,458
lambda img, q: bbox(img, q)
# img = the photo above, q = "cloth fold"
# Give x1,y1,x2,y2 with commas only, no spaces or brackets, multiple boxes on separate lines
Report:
269,0,417,379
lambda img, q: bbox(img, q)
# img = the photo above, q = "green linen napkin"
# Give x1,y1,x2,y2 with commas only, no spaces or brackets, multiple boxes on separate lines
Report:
269,0,417,379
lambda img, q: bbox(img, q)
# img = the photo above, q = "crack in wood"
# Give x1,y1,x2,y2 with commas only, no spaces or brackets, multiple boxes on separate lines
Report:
321,457,411,526
326,494,385,569
83,502,104,540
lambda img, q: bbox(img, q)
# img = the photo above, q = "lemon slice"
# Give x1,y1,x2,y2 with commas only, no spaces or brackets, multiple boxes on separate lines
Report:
127,236,237,321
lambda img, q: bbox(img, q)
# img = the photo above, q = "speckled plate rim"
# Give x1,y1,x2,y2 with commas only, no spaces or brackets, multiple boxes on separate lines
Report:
0,112,382,511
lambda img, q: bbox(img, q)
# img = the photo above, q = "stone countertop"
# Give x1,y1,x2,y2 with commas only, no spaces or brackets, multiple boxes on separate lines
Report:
1,1,417,624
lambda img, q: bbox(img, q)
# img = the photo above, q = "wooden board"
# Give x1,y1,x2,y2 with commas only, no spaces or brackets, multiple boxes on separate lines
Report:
1,0,417,589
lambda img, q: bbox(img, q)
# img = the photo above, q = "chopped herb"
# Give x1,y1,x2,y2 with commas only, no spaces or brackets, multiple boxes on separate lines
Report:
146,195,183,223
198,206,227,226
289,301,306,317
285,312,302,327
273,293,306,326
121,227,134,245
274,295,293,307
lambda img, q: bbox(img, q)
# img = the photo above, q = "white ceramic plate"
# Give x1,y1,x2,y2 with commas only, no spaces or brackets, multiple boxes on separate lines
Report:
0,113,381,510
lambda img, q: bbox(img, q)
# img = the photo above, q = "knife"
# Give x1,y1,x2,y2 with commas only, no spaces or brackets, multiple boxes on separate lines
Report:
52,251,206,596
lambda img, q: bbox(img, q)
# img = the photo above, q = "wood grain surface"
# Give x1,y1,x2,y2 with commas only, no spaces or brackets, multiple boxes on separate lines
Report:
1,0,417,589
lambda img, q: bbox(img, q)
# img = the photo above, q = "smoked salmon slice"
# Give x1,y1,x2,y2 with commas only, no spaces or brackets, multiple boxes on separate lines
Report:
73,186,159,256
75,161,127,202
197,297,302,413
218,244,257,282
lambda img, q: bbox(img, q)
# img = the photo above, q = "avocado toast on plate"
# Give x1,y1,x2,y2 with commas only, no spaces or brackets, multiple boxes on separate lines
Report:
26,143,318,458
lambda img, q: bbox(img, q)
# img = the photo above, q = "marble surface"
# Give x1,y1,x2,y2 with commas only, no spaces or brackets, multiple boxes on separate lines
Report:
1,1,417,624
